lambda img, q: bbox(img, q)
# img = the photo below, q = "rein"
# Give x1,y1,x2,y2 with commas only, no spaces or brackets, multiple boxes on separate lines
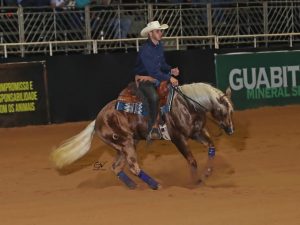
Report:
172,85,223,137
173,86,209,112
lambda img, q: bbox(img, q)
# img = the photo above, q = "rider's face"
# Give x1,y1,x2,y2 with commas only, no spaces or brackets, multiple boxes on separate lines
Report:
150,29,163,41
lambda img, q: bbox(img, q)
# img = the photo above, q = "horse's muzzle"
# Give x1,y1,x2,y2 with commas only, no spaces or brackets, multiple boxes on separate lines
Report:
221,124,234,135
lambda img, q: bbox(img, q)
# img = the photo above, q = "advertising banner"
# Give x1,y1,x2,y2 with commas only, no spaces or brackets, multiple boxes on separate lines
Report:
0,62,50,127
215,51,300,109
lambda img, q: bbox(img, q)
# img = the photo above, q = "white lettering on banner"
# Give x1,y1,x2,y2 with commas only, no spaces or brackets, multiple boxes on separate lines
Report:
229,69,242,90
270,67,282,88
257,67,270,88
287,65,299,87
282,66,288,87
229,65,300,90
244,68,256,89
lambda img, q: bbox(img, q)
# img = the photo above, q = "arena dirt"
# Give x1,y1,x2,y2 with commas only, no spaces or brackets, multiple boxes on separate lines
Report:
1,105,300,225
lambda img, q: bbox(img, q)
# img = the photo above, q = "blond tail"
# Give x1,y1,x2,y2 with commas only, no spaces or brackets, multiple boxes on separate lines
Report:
50,120,96,169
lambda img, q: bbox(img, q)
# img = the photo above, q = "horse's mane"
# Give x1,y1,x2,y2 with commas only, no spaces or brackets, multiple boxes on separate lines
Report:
178,82,232,111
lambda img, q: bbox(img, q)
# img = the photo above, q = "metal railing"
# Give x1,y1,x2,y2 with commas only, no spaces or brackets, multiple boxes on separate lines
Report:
1,1,300,57
2,33,300,58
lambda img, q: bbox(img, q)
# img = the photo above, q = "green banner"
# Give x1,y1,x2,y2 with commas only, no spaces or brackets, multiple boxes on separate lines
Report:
215,51,300,110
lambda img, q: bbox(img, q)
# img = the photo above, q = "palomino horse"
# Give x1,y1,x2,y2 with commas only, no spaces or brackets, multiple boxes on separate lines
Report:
51,82,234,190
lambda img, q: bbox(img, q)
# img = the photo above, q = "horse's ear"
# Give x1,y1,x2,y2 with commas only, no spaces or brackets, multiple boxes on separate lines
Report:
225,87,232,99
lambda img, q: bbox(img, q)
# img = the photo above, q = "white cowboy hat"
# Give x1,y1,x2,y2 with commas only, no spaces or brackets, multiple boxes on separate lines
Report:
140,21,169,37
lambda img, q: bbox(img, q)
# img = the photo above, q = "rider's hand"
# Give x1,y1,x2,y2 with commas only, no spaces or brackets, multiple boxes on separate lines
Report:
170,77,178,86
135,75,155,83
171,67,180,76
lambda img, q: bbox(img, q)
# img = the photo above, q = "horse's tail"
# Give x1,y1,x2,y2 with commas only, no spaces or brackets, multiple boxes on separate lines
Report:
50,120,96,169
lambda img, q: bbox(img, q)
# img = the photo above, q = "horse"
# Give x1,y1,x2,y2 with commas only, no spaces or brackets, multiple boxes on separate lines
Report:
51,82,234,190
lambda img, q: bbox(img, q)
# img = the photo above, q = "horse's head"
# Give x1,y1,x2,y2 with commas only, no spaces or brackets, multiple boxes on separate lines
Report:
211,87,234,135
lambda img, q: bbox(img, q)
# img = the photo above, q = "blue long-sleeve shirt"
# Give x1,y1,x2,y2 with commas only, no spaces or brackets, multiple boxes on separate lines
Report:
134,39,172,82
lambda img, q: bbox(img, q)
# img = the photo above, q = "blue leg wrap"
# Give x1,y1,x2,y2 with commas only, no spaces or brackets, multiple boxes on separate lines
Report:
208,146,216,158
138,170,160,190
117,171,137,189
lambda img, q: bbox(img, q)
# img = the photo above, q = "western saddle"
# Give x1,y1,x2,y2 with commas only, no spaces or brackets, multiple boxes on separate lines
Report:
117,80,170,106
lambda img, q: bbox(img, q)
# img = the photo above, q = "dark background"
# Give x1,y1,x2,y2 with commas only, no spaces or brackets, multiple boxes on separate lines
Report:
0,49,215,124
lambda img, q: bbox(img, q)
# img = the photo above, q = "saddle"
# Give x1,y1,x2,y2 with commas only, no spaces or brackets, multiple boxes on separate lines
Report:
117,81,170,106
115,80,174,140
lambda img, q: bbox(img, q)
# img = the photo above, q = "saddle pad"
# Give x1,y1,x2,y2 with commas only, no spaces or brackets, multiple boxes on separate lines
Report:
115,101,147,116
115,85,174,116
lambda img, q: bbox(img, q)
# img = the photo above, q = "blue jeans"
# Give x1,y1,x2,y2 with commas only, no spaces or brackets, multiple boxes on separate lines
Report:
138,81,159,132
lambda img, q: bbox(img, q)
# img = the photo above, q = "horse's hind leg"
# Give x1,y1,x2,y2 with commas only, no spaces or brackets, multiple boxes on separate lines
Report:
112,151,137,189
95,125,137,189
123,143,160,190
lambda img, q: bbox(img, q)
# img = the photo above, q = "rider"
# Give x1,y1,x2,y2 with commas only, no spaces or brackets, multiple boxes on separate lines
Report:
134,21,179,140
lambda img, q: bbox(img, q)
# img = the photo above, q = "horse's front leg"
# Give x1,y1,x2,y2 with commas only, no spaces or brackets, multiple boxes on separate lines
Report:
171,135,202,185
193,128,216,178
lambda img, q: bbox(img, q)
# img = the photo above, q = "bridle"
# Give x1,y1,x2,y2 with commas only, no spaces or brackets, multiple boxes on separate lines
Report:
172,85,224,137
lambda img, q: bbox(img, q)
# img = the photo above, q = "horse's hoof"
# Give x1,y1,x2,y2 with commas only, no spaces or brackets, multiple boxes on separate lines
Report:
204,167,213,177
128,183,137,190
138,170,160,190
150,183,161,190
196,179,203,184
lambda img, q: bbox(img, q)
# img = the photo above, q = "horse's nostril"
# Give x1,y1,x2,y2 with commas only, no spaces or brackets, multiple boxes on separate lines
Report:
225,127,234,135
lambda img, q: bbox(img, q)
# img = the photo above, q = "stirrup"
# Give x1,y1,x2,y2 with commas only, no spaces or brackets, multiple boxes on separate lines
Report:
147,127,162,141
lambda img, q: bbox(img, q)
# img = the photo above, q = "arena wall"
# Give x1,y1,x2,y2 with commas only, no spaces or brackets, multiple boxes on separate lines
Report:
0,49,215,126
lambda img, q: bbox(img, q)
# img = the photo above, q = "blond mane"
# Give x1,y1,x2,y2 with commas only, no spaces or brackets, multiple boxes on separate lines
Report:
178,83,233,112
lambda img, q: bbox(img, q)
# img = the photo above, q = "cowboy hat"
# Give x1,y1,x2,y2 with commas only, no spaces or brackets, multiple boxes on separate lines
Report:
140,21,169,37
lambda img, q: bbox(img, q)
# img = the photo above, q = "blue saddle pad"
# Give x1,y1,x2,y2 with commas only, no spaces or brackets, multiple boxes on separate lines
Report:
115,85,174,116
